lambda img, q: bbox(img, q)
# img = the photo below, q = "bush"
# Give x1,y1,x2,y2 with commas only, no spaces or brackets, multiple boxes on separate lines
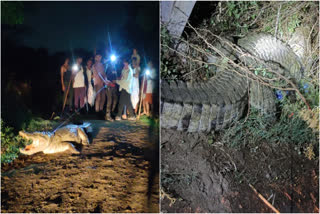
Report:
26,117,58,132
1,120,29,164
1,118,58,164
139,115,159,131
222,104,318,159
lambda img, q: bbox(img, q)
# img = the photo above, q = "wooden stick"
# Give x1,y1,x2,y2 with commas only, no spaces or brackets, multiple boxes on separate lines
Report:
275,3,282,38
249,183,280,213
137,74,146,119
62,77,72,113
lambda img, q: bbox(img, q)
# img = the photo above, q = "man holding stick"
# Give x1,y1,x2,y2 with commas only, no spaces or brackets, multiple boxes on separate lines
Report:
138,61,156,118
142,61,156,117
61,57,73,113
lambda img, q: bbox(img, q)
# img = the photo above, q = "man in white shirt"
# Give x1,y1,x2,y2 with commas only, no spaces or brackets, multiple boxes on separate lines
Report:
85,58,95,107
72,57,86,112
131,60,140,114
115,60,135,121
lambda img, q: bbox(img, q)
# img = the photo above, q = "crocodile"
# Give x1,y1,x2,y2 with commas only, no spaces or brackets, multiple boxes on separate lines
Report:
161,33,303,132
19,123,91,155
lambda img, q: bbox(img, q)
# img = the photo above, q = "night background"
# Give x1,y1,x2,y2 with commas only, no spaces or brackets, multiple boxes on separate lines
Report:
2,1,159,130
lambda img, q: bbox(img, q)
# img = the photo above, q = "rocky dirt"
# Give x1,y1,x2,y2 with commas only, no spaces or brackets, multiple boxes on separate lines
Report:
161,129,319,213
1,119,159,213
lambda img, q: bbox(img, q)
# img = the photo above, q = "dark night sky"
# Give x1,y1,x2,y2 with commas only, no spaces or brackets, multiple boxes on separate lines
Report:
18,1,159,60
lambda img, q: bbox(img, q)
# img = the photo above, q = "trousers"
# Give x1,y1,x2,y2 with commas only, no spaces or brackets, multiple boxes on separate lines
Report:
74,87,86,109
106,86,118,115
116,89,134,117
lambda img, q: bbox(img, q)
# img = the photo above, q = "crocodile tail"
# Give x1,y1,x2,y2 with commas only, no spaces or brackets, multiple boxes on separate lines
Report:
238,33,303,80
161,71,248,132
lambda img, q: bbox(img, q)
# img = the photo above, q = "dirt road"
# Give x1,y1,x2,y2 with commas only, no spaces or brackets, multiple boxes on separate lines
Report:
1,120,159,213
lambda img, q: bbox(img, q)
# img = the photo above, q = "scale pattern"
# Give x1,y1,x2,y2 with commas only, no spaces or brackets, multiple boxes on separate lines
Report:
161,33,303,132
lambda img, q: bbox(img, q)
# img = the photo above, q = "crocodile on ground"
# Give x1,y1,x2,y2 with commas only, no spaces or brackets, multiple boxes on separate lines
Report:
19,123,92,155
161,33,303,132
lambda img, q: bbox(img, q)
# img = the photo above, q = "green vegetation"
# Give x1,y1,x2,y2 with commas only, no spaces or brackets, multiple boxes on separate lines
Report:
162,1,318,83
222,103,318,160
218,1,259,34
160,27,180,81
287,14,301,34
25,117,58,132
222,64,319,155
1,118,58,164
1,1,24,25
139,115,159,131
1,120,29,164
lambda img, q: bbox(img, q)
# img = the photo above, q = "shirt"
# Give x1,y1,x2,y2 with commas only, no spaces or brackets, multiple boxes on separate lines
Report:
73,65,85,88
116,67,132,93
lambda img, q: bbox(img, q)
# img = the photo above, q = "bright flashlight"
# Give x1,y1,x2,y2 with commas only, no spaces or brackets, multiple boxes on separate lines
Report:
146,69,151,76
72,64,79,71
110,54,116,62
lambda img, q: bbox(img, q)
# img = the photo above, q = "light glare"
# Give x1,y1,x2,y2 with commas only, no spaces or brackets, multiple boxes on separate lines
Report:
72,64,79,71
110,54,116,62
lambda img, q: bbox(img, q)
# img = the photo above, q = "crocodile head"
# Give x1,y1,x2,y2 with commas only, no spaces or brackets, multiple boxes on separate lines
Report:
19,131,51,155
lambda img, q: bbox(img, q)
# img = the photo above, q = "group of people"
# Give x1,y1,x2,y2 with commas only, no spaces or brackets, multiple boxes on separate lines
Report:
60,49,156,121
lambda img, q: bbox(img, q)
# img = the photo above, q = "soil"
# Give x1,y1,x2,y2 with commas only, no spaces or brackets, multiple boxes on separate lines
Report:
1,119,159,213
161,129,319,213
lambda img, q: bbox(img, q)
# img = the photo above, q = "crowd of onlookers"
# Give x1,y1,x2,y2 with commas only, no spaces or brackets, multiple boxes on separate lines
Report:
60,49,156,121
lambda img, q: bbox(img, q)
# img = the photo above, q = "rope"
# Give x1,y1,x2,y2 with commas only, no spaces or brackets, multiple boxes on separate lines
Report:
53,85,106,132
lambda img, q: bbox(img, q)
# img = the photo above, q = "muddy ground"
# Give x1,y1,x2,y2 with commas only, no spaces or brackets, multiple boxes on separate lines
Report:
161,129,319,213
1,119,159,213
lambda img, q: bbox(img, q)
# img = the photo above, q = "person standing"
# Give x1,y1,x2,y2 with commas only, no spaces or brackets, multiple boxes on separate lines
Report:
131,60,140,114
85,58,93,87
115,59,135,121
85,58,95,107
73,57,86,112
142,61,156,117
105,63,118,121
92,54,108,113
60,58,73,112
131,48,141,66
